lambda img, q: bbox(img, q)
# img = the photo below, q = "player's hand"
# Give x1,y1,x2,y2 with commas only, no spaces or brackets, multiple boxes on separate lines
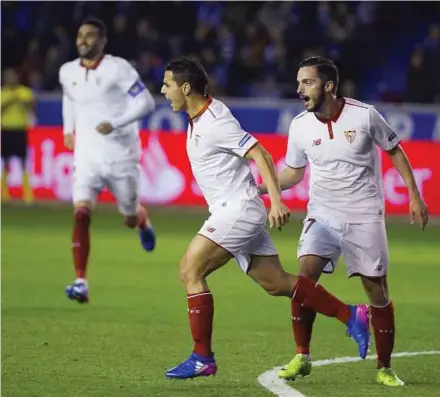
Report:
268,200,291,230
96,122,114,135
409,195,429,230
64,133,74,151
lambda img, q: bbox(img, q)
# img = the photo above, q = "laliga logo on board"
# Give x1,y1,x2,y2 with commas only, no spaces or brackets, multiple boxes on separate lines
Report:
138,134,186,203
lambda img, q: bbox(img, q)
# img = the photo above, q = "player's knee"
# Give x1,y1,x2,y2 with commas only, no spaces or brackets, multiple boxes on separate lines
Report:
179,254,204,287
261,271,291,297
298,255,326,281
361,275,389,306
74,201,93,212
262,281,285,296
124,215,138,229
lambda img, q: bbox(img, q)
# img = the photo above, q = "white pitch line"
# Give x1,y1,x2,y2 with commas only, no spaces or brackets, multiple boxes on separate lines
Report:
257,350,440,397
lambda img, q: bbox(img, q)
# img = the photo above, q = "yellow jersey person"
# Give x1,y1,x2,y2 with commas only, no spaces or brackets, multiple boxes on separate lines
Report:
1,68,35,203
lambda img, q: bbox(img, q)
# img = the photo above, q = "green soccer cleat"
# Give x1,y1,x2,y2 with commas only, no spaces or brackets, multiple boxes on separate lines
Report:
278,354,312,381
376,368,405,386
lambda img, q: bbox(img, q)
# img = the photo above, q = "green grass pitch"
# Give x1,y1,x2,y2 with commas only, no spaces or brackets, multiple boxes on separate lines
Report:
2,204,440,397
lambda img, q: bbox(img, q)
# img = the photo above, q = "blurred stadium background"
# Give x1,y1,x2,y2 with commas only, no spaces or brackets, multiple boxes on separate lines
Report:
1,1,439,214
2,3,440,397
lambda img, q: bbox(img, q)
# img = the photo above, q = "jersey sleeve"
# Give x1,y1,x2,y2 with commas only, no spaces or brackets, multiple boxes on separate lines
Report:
285,120,307,168
214,118,258,157
59,65,75,135
368,106,400,150
115,58,146,97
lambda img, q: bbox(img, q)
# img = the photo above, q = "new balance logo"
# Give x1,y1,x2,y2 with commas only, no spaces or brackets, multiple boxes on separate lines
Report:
374,264,383,272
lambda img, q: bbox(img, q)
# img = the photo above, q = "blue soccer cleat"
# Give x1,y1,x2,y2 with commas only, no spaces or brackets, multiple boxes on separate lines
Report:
346,304,370,359
165,352,217,379
65,279,89,304
138,225,156,252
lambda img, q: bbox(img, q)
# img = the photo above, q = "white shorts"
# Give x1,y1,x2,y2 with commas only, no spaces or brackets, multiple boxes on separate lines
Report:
198,199,278,273
297,216,389,277
73,160,140,216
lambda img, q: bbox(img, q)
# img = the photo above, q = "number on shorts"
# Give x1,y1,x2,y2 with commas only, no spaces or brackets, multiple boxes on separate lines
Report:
304,218,316,234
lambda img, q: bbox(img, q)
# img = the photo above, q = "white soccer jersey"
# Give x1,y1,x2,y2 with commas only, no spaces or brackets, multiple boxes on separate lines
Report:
187,97,261,212
59,54,148,164
286,97,401,223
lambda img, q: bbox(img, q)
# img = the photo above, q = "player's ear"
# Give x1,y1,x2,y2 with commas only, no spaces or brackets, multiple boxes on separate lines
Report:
324,81,334,93
181,82,191,96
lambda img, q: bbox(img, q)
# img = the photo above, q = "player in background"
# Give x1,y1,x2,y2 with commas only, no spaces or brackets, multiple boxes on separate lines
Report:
160,57,371,380
1,68,35,204
259,57,429,386
59,17,156,304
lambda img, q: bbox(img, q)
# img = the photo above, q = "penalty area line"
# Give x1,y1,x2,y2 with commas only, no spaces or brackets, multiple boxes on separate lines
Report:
257,350,440,397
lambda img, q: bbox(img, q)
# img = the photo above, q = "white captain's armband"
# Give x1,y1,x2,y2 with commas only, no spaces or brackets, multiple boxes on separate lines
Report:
128,80,146,97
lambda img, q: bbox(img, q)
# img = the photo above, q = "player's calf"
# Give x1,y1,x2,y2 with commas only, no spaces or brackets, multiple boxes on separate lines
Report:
361,275,396,371
166,235,231,379
71,203,92,280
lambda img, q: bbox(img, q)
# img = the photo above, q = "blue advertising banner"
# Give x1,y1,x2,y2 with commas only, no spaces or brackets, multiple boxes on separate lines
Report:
35,95,440,140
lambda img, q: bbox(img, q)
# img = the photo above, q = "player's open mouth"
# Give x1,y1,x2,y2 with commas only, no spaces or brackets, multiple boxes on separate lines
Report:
300,96,310,106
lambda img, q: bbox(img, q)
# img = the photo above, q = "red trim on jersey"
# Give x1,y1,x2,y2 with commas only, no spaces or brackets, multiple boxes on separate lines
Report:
188,96,213,137
189,96,213,121
315,97,346,124
80,53,105,70
326,121,334,140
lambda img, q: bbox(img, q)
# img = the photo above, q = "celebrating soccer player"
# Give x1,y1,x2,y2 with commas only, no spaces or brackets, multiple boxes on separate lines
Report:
59,17,157,303
259,56,429,386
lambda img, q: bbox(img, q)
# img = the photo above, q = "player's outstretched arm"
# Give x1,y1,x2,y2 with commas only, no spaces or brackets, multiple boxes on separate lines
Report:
387,145,429,230
245,143,290,229
259,166,306,195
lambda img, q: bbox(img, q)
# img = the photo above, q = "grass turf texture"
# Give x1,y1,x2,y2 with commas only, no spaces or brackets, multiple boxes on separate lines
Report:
2,204,440,397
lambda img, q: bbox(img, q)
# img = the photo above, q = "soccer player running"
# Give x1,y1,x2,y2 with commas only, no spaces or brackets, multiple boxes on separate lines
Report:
259,57,429,386
160,57,372,380
59,17,156,304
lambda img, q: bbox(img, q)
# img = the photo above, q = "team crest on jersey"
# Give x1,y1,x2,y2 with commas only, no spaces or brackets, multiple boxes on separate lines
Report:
344,129,356,143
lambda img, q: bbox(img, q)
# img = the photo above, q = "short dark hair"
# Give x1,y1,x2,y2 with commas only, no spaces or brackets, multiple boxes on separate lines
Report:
299,57,339,94
165,57,209,96
81,16,107,37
